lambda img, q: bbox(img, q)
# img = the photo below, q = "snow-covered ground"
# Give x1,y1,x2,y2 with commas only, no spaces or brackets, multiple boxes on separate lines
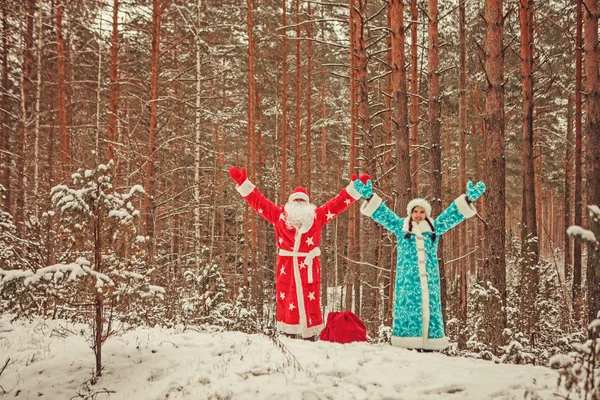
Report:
0,315,561,399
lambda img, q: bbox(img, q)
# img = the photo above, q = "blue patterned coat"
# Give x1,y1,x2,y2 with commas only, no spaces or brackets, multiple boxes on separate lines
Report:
360,194,477,349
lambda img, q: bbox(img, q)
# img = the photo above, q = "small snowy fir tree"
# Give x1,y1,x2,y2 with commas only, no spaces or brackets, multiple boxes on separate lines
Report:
0,162,164,379
180,262,228,326
550,319,600,399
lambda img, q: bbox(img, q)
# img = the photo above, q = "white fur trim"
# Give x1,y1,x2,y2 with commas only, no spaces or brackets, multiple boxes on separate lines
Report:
455,194,477,219
277,321,325,338
391,335,450,350
290,230,308,331
345,181,361,200
236,179,255,197
360,194,382,217
406,198,432,218
288,192,310,203
402,218,434,233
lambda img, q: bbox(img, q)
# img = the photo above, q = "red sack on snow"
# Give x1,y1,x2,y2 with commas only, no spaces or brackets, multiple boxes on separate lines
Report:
319,310,368,344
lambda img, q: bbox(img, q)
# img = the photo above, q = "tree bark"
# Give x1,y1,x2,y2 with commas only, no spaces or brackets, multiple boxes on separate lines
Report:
518,0,538,337
33,4,42,214
281,0,288,202
583,0,600,324
294,0,301,187
17,0,35,230
409,0,419,197
390,0,411,216
305,2,312,192
483,0,507,351
428,0,445,314
1,4,9,210
107,0,120,162
457,0,468,349
564,96,573,288
56,0,69,179
144,0,163,250
194,0,202,268
346,0,358,312
573,0,583,325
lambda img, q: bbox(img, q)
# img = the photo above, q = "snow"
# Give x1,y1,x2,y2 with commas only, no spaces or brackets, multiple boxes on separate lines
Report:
567,225,597,243
0,316,561,399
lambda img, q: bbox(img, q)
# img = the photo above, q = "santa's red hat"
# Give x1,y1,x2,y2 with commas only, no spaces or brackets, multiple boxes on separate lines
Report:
288,186,310,203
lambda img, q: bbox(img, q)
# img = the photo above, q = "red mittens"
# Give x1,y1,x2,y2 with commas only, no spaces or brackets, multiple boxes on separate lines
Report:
229,166,247,185
352,173,371,184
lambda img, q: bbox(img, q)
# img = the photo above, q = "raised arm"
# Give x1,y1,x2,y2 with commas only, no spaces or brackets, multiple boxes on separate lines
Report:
315,175,364,225
230,166,281,225
434,180,485,235
359,193,404,236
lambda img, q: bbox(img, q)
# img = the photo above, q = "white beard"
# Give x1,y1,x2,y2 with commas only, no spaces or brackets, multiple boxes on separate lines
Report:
284,202,316,230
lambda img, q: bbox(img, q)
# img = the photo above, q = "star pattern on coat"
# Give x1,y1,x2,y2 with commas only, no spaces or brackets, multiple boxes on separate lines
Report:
299,261,306,269
280,265,286,275
280,292,285,300
306,237,314,246
289,303,296,311
308,291,316,301
326,210,335,220
344,199,351,205
279,237,283,245
258,208,263,214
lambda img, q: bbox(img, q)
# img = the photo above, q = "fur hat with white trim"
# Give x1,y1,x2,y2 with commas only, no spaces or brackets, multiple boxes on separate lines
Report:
406,198,432,218
288,186,310,203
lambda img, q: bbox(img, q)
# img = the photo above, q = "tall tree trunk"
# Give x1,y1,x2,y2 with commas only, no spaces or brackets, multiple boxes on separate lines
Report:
107,0,120,162
573,0,583,325
294,0,301,187
320,18,328,307
428,0,445,314
194,0,202,269
409,0,419,197
583,0,600,324
281,0,288,202
56,0,69,180
33,4,42,214
346,0,358,312
383,7,394,325
95,16,102,162
305,2,312,192
519,0,538,337
483,0,507,352
93,209,103,378
249,7,258,306
457,0,468,349
564,96,573,288
17,0,35,232
354,0,374,328
390,0,411,216
1,4,9,209
144,0,163,251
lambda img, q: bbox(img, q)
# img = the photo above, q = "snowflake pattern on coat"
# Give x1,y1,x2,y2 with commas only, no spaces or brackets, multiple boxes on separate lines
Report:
361,193,478,349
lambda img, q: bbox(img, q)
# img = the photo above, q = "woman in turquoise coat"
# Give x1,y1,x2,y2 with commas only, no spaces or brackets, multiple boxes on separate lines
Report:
354,180,486,350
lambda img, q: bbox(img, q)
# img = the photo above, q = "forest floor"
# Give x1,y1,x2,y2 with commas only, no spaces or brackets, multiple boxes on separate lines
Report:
0,315,562,399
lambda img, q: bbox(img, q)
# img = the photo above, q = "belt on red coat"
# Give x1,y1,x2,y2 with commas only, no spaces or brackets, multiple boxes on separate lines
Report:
278,247,321,283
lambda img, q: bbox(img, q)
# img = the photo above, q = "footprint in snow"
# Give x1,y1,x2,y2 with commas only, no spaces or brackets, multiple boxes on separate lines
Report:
422,384,466,395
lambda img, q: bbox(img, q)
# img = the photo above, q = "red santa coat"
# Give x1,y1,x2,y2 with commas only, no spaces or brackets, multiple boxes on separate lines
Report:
236,179,361,337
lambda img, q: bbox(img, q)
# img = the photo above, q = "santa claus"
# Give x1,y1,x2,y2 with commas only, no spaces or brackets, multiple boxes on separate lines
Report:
229,166,369,339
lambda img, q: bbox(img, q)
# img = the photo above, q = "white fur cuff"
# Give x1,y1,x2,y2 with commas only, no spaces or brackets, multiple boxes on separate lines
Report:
455,194,477,219
346,181,361,200
360,194,382,217
236,179,255,197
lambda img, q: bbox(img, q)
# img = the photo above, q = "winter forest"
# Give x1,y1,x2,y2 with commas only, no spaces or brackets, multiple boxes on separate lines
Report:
1,0,600,397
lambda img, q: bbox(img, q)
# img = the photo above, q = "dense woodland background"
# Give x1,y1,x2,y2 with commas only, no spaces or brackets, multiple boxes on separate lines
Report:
1,0,600,370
